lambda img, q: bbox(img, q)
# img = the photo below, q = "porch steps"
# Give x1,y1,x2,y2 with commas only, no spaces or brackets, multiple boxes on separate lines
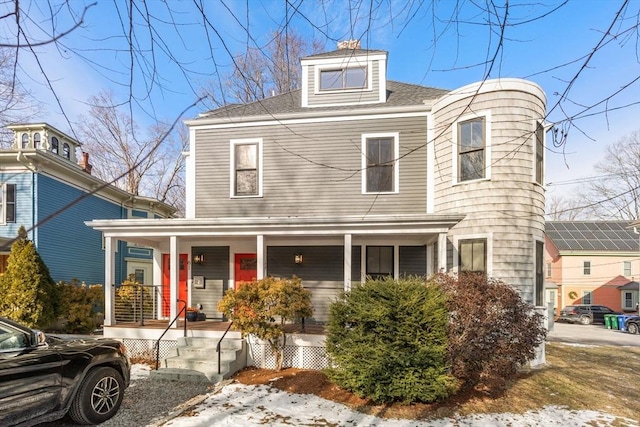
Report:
150,336,246,383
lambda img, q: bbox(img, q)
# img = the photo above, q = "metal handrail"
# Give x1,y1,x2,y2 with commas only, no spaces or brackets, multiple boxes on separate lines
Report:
154,299,188,370
216,321,233,375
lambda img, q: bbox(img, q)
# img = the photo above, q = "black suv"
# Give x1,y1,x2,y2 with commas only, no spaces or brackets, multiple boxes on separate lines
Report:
0,317,130,426
558,304,618,325
625,316,640,334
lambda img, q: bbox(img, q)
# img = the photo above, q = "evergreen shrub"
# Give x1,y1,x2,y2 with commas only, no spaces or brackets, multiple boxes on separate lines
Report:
54,280,105,333
325,277,457,404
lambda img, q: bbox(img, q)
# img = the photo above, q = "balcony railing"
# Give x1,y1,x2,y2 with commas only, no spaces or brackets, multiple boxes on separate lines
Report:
114,283,162,324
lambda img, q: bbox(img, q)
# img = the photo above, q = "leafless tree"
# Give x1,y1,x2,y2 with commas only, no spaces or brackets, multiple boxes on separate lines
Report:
576,130,640,220
210,29,323,105
545,195,588,220
76,90,186,214
0,48,38,147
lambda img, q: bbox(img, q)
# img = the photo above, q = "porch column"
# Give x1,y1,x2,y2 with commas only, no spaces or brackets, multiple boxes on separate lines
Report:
344,234,352,291
256,234,265,279
438,232,448,273
153,248,162,320
103,236,116,327
427,244,434,276
169,235,179,328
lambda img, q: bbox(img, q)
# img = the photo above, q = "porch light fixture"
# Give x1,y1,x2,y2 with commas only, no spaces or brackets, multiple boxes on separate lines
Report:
193,254,205,264
294,254,303,265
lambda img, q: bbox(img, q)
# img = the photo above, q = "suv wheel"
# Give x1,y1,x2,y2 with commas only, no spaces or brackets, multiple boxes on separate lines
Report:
579,315,592,325
628,322,639,335
69,367,125,425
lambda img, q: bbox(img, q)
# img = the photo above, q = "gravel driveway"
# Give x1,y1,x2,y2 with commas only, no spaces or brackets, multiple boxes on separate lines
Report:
37,378,210,427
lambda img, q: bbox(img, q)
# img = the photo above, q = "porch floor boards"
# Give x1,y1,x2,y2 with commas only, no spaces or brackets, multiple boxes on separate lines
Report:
110,320,326,335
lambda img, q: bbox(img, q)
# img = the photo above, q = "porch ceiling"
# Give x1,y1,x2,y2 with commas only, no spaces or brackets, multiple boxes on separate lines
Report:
87,214,465,245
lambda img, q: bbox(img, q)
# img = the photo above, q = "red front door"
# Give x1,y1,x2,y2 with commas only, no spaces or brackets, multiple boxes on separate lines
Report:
162,254,189,317
234,253,257,288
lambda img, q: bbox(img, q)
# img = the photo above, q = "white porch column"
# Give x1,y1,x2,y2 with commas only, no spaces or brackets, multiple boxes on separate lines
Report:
153,248,162,320
169,235,179,328
438,232,448,273
344,234,352,291
103,236,116,326
427,244,434,276
257,234,265,279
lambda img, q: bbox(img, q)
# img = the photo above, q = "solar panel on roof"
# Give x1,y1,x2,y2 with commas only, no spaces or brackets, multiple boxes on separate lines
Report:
575,223,589,231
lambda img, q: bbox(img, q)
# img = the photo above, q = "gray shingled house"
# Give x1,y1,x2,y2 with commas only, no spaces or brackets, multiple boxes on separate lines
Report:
89,42,548,333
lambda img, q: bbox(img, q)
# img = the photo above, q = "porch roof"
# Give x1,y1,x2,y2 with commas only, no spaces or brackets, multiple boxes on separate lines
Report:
86,214,464,245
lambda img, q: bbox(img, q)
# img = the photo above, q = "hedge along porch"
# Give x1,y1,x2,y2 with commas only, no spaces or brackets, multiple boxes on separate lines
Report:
88,214,463,332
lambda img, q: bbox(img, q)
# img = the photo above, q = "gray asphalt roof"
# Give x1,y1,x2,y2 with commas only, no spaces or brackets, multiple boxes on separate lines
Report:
545,221,639,251
196,81,450,121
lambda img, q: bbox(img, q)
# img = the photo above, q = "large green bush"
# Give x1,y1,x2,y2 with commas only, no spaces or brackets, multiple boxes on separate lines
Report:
54,280,105,333
437,272,547,392
325,277,457,404
0,226,59,327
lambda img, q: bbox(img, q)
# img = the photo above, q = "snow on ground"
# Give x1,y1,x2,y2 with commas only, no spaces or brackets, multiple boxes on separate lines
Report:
125,364,637,426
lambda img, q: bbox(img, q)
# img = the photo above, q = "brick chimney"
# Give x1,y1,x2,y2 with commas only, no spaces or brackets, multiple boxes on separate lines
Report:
337,40,361,50
79,152,93,174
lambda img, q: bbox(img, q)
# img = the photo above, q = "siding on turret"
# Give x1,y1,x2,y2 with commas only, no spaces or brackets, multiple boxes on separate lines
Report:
432,82,546,303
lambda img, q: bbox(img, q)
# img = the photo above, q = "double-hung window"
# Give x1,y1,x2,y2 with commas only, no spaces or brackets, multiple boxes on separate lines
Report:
458,118,486,182
624,261,632,276
459,239,486,273
366,246,393,280
231,139,262,197
320,67,366,91
51,137,59,154
583,261,591,275
1,183,16,224
362,133,398,193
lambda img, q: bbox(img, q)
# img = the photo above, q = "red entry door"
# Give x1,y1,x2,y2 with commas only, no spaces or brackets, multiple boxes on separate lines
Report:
234,253,257,288
162,254,189,317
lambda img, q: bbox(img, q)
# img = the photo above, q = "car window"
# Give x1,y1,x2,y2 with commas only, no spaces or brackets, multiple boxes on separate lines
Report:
0,332,28,351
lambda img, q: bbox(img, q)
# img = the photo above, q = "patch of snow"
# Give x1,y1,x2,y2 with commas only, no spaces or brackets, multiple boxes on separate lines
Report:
130,363,151,381
162,383,639,427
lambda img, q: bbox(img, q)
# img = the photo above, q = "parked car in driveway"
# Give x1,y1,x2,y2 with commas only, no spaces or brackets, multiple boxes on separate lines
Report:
557,304,619,325
625,316,640,334
0,316,130,426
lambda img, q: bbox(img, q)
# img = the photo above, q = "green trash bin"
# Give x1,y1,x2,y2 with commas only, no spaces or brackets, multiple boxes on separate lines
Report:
610,315,619,330
604,314,612,329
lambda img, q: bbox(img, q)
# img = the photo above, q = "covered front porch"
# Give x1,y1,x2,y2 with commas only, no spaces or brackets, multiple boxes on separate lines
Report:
88,214,463,340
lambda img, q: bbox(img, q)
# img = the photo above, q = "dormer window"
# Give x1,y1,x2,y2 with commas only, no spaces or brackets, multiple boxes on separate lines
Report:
62,143,70,160
34,133,41,149
51,137,59,154
320,67,367,91
21,133,28,149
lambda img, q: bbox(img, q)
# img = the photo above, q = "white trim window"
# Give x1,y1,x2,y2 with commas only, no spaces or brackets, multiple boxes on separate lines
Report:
459,238,487,273
1,183,16,224
320,67,367,91
624,261,632,277
622,291,635,310
230,138,263,198
582,290,592,304
361,132,399,194
452,111,491,184
583,261,591,275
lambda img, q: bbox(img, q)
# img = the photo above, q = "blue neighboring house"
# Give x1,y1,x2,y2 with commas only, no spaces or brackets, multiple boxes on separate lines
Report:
0,123,175,286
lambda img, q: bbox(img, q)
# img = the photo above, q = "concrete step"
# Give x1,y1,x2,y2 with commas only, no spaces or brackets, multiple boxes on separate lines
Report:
149,368,222,383
168,346,243,360
177,336,243,350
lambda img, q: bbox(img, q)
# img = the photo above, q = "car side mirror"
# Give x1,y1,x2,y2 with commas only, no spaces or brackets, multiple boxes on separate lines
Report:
30,330,46,347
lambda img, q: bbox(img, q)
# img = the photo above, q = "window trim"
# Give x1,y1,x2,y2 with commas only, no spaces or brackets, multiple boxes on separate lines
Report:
361,132,399,194
623,261,632,277
622,291,635,310
1,183,16,224
451,111,491,185
583,260,591,275
581,290,592,305
365,245,394,280
453,233,493,276
229,138,263,198
314,59,372,94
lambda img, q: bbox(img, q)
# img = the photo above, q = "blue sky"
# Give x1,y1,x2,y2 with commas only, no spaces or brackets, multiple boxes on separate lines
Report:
4,0,639,199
